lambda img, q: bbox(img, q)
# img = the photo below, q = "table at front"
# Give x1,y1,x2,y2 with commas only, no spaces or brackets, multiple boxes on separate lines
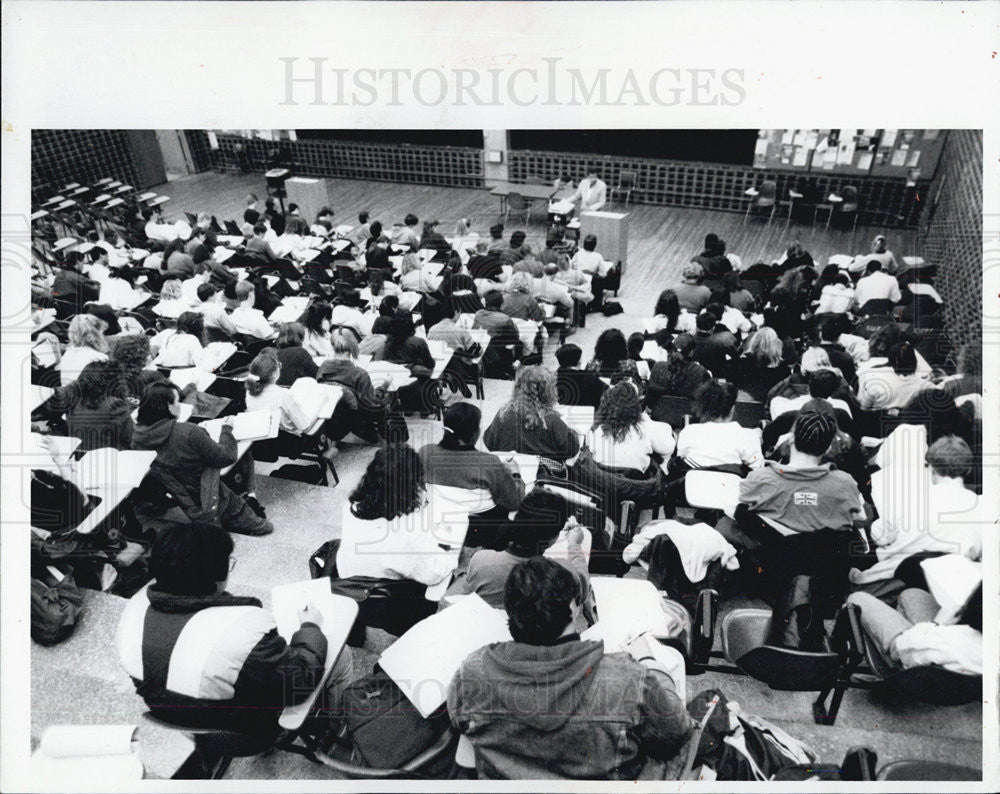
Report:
489,182,557,219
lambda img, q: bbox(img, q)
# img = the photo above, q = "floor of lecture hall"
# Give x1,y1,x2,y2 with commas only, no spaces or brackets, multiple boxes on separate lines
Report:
32,171,979,781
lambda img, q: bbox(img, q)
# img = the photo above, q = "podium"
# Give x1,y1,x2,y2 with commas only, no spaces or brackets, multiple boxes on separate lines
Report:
284,177,331,224
580,211,629,273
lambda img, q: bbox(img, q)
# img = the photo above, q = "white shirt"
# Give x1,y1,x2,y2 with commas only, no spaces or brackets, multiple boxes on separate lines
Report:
400,269,442,293
180,276,205,306
303,330,333,358
197,301,232,330
718,306,752,337
587,415,675,473
58,346,108,387
230,305,276,339
152,298,190,319
99,278,145,311
571,248,604,275
151,330,204,368
245,383,312,434
336,502,458,585
816,284,855,314
854,270,902,307
330,305,365,337
770,393,853,419
573,178,607,212
852,479,984,585
533,277,574,309
849,249,897,274
144,219,192,243
676,420,764,469
857,370,932,411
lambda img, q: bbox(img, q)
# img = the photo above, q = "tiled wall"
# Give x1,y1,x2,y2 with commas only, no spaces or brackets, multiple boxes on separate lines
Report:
196,133,485,188
920,129,983,358
32,130,140,199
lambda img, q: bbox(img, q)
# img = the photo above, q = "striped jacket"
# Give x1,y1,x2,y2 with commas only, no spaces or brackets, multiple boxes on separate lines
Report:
116,585,327,736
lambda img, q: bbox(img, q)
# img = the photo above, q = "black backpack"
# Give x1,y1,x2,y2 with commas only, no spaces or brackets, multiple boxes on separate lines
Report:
766,575,828,652
31,574,84,646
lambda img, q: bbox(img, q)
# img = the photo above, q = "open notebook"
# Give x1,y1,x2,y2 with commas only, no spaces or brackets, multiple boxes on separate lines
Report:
379,594,511,719
201,410,280,443
581,578,680,653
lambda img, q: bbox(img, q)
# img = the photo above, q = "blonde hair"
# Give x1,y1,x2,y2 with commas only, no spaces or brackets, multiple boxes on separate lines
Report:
745,327,783,368
68,314,109,353
160,279,183,301
401,253,421,275
799,347,832,374
331,328,359,360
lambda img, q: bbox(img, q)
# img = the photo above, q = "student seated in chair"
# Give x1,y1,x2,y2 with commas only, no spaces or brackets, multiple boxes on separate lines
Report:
230,280,278,340
116,523,353,745
419,403,524,549
447,557,691,780
724,400,864,551
555,343,608,408
447,490,594,624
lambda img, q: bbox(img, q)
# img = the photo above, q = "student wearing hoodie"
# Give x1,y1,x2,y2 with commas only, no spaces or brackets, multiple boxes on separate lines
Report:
448,557,691,780
131,381,273,535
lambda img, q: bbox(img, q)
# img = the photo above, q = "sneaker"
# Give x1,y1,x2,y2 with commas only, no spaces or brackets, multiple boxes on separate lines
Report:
243,495,267,519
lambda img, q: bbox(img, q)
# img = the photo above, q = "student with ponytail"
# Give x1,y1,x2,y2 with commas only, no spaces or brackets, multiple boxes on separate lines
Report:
243,349,313,435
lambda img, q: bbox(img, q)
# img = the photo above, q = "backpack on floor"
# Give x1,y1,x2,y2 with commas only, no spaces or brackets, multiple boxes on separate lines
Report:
341,666,454,773
687,688,816,781
31,574,84,646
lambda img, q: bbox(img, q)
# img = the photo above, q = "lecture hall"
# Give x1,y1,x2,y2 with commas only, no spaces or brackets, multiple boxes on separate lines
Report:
26,127,985,782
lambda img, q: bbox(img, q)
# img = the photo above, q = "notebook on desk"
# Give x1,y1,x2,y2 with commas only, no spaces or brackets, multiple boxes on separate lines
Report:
271,579,359,731
201,410,280,443
76,449,157,491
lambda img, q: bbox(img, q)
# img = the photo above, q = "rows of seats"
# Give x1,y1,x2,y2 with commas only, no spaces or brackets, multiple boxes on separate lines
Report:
27,175,983,781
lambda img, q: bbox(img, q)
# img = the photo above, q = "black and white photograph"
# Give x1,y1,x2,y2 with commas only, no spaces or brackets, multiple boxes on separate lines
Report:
3,2,998,792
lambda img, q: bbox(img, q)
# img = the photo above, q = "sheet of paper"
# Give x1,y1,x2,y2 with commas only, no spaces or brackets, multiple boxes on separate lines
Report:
906,150,921,167
921,555,982,615
891,149,907,167
266,304,304,325
379,594,512,719
168,367,216,392
202,342,237,372
837,140,856,165
857,152,873,171
31,753,143,784
581,578,677,652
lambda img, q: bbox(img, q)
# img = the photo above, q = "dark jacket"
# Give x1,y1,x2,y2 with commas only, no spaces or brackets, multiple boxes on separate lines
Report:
165,251,197,280
467,252,503,282
502,292,544,322
647,360,712,403
735,357,791,403
131,418,237,511
819,343,857,386
484,408,580,461
118,585,325,737
556,367,608,408
276,345,318,386
51,267,100,306
418,442,525,512
317,358,383,412
693,250,732,279
382,336,434,377
448,638,691,779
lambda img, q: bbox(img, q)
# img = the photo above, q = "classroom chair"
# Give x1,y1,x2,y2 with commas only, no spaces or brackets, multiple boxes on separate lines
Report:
610,169,639,207
504,193,535,227
743,180,776,225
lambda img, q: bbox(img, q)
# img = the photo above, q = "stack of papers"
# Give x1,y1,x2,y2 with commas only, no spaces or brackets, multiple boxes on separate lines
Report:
168,367,216,392
289,378,343,424
202,342,238,372
581,578,679,653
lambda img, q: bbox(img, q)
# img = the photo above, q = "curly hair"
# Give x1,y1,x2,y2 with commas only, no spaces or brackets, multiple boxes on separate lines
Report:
867,323,906,358
349,443,425,521
592,328,628,370
596,382,644,443
502,365,556,431
400,253,421,275
73,360,119,409
111,333,151,373
693,379,737,422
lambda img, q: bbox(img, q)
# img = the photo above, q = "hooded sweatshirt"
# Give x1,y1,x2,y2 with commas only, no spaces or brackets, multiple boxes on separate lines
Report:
448,638,690,780
738,459,863,534
131,418,237,509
